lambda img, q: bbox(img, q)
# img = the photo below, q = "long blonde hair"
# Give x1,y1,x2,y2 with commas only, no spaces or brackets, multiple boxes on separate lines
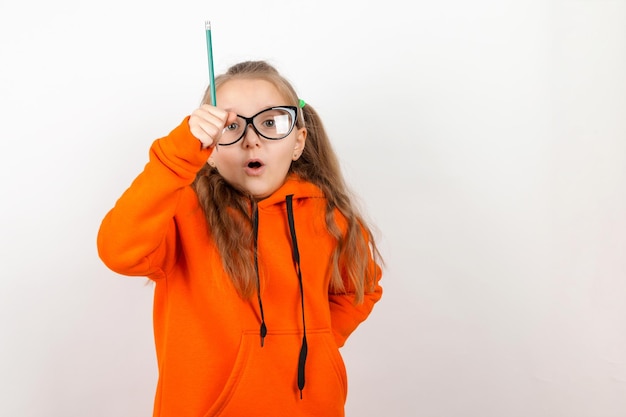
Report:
193,61,382,303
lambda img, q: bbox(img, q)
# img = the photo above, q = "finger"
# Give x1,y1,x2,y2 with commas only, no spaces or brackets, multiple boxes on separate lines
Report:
191,121,223,148
214,111,239,147
225,111,238,126
198,104,229,125
189,116,222,148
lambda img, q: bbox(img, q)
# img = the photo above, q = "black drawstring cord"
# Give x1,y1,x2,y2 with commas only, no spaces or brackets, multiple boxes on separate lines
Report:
286,195,308,399
253,207,267,347
253,196,307,397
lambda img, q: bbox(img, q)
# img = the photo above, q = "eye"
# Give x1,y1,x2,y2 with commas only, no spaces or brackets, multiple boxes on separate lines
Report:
224,122,239,132
261,119,275,128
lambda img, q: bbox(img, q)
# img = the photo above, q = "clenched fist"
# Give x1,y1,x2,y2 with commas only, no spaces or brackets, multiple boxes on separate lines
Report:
188,104,237,149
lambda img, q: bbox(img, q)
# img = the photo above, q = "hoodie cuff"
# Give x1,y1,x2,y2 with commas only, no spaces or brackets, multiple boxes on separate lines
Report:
151,116,214,180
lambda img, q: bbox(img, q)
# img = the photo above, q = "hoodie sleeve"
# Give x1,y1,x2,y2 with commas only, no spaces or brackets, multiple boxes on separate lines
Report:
328,232,383,348
97,117,212,279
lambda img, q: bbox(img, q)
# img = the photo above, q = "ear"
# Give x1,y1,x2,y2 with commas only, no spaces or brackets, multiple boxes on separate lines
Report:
208,156,216,167
292,127,307,161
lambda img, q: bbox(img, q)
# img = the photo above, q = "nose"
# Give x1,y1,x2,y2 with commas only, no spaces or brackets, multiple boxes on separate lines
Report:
242,123,261,147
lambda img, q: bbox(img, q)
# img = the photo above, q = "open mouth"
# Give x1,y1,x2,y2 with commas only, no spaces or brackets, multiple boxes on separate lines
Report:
244,159,265,176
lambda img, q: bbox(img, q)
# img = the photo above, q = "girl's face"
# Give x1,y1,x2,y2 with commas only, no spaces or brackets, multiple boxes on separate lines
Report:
209,79,306,199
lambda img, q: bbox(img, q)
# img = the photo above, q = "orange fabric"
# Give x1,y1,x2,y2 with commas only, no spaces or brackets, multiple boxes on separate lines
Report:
97,118,383,417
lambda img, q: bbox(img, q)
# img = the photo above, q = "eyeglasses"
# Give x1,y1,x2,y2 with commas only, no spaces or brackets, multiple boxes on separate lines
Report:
218,106,298,146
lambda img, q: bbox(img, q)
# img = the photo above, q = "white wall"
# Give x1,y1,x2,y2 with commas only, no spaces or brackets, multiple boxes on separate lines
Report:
1,1,625,416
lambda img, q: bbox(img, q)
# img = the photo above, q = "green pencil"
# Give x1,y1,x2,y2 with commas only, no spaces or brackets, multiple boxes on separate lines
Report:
205,20,216,106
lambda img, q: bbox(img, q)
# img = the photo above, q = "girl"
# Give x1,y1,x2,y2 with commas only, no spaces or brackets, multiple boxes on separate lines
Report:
97,60,383,417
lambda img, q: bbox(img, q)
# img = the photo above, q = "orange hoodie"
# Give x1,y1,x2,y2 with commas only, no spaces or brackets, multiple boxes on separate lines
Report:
97,118,383,417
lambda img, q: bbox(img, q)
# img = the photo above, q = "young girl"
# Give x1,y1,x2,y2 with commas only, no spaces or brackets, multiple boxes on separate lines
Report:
97,60,383,417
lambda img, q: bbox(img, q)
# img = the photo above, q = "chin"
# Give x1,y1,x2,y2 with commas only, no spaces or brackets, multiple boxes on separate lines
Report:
251,190,272,200
249,185,280,200
242,179,284,200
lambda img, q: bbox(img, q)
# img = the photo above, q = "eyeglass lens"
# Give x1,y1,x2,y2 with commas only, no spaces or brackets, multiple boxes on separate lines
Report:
221,107,295,145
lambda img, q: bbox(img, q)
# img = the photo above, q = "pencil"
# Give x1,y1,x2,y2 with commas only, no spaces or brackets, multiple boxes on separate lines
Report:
205,20,217,106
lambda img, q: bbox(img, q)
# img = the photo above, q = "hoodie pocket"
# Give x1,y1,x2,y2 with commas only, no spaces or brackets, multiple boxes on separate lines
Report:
203,329,348,417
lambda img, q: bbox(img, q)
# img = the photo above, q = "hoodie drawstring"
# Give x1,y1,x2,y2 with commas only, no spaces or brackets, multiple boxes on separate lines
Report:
252,207,267,347
252,195,309,399
286,194,308,399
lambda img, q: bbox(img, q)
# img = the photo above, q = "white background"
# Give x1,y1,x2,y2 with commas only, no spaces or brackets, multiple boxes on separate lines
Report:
1,1,625,416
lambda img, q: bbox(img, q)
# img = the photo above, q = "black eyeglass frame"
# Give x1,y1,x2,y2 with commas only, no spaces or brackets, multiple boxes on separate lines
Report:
218,105,299,146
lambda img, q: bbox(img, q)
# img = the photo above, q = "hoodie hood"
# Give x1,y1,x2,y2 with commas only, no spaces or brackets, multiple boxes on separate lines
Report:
257,175,324,209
